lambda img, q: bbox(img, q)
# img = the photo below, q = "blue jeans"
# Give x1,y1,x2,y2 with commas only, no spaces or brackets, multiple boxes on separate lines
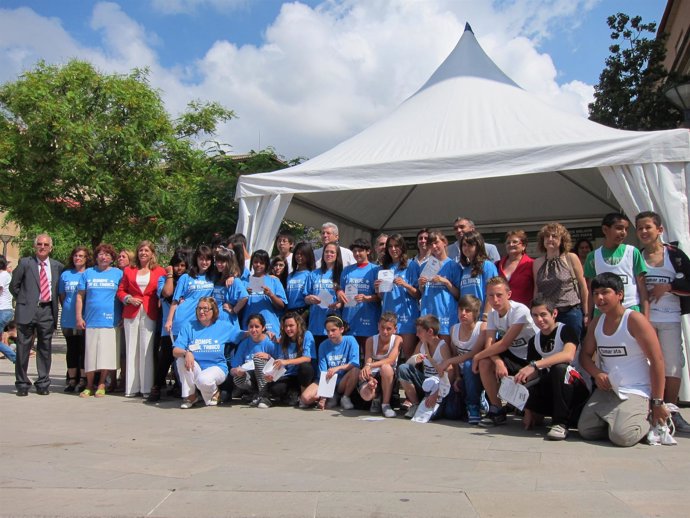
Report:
556,305,583,339
0,309,14,332
461,359,482,406
0,342,16,363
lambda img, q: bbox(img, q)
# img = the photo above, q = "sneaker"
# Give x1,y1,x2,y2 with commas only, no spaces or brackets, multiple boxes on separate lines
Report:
467,404,481,425
180,396,199,409
340,395,354,410
326,394,340,409
241,393,255,404
287,390,300,407
257,397,272,409
480,391,490,415
382,404,396,418
480,407,507,426
404,403,419,418
370,398,382,413
546,424,569,441
671,411,690,434
298,398,310,409
248,395,262,408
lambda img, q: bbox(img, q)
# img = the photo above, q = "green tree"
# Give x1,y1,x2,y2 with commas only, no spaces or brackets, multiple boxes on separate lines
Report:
0,60,234,249
588,13,683,130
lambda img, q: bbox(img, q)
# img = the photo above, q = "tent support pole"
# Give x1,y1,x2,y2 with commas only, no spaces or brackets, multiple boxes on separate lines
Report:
556,171,620,211
378,185,419,231
291,196,377,233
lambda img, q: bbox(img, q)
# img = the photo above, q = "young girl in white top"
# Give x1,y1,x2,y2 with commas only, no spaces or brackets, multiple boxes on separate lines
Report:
438,295,486,424
358,312,402,418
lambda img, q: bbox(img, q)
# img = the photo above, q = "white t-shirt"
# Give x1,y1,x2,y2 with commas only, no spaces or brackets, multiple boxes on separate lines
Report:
0,270,12,310
486,300,537,361
645,249,681,323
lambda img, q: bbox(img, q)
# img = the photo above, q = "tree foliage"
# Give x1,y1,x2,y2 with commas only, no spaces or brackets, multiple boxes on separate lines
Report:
0,60,234,249
588,13,684,130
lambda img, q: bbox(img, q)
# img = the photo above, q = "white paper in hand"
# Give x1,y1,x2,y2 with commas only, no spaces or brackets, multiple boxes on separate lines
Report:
344,284,358,307
240,360,255,371
249,275,265,293
317,289,334,309
262,358,286,381
317,371,337,398
377,269,394,293
421,256,442,280
498,376,530,411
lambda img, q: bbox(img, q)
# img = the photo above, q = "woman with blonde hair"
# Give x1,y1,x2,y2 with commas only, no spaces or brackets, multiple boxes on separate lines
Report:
532,223,588,338
117,240,167,398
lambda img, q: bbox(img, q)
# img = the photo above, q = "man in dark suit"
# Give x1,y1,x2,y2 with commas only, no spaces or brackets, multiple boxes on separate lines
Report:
10,234,64,396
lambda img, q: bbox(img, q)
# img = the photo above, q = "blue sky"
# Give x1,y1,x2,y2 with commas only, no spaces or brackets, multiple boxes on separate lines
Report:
0,0,669,158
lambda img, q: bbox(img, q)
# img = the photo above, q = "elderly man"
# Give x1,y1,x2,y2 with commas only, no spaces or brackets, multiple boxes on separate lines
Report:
314,222,356,267
448,217,500,263
10,233,64,396
374,233,389,264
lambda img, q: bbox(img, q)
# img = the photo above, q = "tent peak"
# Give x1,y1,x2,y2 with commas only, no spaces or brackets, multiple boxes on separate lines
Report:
464,22,473,33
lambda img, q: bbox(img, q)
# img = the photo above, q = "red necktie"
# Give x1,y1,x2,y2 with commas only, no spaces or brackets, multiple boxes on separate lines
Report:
39,261,50,302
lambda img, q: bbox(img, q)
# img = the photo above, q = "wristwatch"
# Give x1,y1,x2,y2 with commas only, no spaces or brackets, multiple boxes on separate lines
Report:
651,398,664,407
529,360,540,371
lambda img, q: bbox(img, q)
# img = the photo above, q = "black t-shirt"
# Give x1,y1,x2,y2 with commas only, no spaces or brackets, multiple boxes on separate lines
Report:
526,324,578,362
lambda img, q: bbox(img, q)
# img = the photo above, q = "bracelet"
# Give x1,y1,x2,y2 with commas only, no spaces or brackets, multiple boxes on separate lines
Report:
167,275,173,279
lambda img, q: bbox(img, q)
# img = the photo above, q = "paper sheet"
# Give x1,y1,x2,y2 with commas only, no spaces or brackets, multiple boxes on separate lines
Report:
377,269,394,293
317,371,337,398
262,357,286,381
498,376,530,411
421,256,442,280
248,275,265,293
344,284,358,307
240,360,255,371
317,289,334,309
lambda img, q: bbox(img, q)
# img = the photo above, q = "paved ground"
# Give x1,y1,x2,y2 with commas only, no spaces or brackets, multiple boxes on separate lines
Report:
1,338,689,517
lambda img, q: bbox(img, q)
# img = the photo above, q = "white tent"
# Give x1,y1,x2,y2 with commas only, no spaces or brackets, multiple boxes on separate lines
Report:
236,25,690,394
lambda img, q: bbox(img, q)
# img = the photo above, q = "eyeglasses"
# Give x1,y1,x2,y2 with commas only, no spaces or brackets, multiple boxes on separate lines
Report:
197,307,212,312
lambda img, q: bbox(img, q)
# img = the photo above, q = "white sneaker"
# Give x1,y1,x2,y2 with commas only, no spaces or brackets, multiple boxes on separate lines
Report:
546,424,569,441
382,404,396,418
340,395,354,410
370,398,381,413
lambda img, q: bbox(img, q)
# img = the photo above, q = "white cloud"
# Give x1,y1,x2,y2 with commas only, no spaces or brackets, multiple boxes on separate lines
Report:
0,0,600,159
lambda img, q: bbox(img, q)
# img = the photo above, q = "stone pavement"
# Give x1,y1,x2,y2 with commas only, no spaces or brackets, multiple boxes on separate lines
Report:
1,340,689,517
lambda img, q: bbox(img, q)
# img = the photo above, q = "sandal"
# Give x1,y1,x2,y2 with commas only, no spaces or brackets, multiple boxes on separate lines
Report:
180,394,200,409
208,390,220,406
95,388,106,398
80,388,93,398
63,377,78,393
77,377,87,392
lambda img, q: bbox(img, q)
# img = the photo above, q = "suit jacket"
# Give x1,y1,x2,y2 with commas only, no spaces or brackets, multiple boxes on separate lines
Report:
117,265,167,321
10,256,64,328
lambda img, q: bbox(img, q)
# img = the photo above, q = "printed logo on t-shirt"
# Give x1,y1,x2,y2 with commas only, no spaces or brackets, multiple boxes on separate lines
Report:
598,346,628,357
511,337,528,349
617,274,629,285
460,276,480,288
646,274,671,286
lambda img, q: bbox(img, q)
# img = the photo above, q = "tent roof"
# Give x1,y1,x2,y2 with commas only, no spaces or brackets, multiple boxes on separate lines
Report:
236,24,690,234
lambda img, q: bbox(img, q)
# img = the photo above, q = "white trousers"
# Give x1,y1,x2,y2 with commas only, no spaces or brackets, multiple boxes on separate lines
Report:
124,308,157,395
176,358,227,404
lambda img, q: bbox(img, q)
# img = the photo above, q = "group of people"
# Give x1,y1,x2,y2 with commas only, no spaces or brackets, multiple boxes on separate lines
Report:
4,211,689,447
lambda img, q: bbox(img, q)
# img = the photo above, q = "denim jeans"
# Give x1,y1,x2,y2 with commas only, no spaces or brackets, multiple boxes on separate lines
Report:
0,309,14,332
0,342,16,363
461,359,482,407
556,305,583,339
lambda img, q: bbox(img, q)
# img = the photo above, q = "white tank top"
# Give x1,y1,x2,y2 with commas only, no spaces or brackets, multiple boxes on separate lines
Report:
594,309,651,398
594,246,638,308
450,322,482,355
370,334,397,373
645,249,681,323
421,339,447,378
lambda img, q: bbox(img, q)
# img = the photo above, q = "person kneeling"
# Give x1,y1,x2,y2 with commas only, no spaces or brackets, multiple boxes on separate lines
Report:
358,312,402,418
578,273,669,447
173,298,244,409
514,298,590,440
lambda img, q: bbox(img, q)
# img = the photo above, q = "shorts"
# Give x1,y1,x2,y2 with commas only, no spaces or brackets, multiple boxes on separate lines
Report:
85,328,118,372
651,321,685,378
498,351,528,374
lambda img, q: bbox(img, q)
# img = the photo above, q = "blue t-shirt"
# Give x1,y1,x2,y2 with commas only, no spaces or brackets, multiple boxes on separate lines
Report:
78,266,123,328
174,320,244,374
308,268,340,336
220,278,248,326
242,275,287,335
340,262,380,337
459,260,498,307
420,258,462,334
273,330,316,377
380,261,421,334
171,273,214,336
286,269,312,310
59,269,84,329
230,335,276,368
318,335,360,382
